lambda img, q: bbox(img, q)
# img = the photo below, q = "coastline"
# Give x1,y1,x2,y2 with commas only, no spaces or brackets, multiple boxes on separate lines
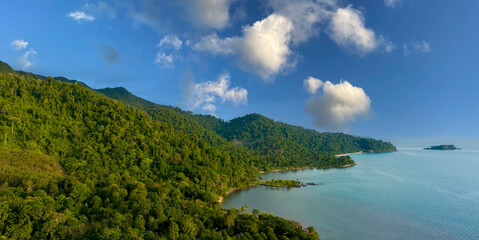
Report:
218,187,242,204
335,151,363,157
338,163,356,168
257,166,317,174
219,161,358,203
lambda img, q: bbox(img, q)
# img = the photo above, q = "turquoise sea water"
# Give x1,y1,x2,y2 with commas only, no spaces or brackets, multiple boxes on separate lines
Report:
222,140,479,239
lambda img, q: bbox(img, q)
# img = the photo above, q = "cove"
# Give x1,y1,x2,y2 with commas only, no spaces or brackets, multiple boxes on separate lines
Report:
221,139,479,240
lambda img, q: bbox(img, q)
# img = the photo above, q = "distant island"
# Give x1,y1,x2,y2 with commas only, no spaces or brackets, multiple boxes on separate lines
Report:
424,145,459,150
257,179,318,188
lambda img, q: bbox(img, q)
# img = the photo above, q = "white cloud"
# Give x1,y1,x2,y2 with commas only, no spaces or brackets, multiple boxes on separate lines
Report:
155,35,183,68
202,103,216,112
266,0,336,44
383,38,396,53
329,5,392,55
184,73,247,114
305,79,371,130
193,33,239,55
11,40,28,50
194,2,393,80
183,0,232,30
154,52,174,68
385,0,402,7
67,11,95,22
240,14,294,80
158,35,183,50
19,48,37,69
403,41,431,55
304,76,323,94
194,14,294,80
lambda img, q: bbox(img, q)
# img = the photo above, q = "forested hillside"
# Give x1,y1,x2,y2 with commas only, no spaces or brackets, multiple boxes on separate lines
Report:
213,113,396,168
0,71,320,239
0,60,394,239
98,88,396,170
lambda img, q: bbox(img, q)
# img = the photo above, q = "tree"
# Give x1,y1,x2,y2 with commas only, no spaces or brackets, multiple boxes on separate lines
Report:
168,221,179,240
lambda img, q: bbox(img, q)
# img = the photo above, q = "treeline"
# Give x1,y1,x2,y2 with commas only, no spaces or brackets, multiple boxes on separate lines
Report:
258,179,302,188
0,59,396,239
0,72,319,239
99,88,395,171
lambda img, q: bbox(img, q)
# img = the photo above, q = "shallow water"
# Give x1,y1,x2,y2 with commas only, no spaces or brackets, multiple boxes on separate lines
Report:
222,139,479,239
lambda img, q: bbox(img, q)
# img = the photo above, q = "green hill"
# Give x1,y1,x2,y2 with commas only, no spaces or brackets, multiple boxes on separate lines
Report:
0,60,88,88
96,87,158,109
211,113,395,169
0,72,320,239
0,62,395,239
98,87,395,170
0,60,15,74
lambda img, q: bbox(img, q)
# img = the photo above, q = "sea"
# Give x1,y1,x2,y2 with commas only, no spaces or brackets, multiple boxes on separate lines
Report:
222,139,479,240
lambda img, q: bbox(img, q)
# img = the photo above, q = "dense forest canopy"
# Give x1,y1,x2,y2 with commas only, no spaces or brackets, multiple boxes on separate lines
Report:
0,61,395,239
99,88,396,170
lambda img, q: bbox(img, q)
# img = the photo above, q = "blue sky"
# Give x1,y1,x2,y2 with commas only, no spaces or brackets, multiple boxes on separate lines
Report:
1,0,478,139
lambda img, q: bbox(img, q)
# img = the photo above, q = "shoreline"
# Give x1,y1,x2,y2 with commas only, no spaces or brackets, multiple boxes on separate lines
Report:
338,163,356,168
218,187,243,204
257,166,316,174
335,151,363,157
218,151,375,203
219,162,358,203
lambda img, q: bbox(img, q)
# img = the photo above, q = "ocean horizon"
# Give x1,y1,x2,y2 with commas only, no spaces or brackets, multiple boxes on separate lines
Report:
222,139,479,240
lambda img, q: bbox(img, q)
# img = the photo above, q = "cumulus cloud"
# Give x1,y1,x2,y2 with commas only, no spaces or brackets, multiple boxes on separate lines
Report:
329,5,393,55
193,2,393,80
194,14,294,80
193,33,239,55
403,41,431,55
19,48,37,69
304,76,323,94
266,0,336,44
154,35,183,68
384,0,402,7
157,35,183,50
67,11,95,22
100,45,119,65
183,73,247,114
240,14,294,80
11,40,28,50
154,52,174,68
182,0,232,30
304,78,371,130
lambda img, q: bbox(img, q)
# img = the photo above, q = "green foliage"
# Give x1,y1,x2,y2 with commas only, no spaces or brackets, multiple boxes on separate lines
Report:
99,87,395,171
0,61,15,75
0,148,63,190
258,179,302,188
96,87,158,109
424,144,458,150
0,72,322,239
201,113,394,170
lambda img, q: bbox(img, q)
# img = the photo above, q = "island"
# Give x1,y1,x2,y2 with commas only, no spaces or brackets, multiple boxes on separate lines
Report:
424,144,459,150
257,179,318,188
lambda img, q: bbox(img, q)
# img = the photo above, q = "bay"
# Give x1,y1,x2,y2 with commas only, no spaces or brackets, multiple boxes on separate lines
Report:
222,139,479,239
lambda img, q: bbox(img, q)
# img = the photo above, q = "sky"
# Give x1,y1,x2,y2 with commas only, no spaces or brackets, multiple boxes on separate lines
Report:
1,0,478,139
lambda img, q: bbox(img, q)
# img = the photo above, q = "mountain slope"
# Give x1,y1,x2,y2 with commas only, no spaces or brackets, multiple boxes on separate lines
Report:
96,87,158,109
0,72,320,239
0,60,395,239
0,60,15,74
218,113,396,154
98,86,395,169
